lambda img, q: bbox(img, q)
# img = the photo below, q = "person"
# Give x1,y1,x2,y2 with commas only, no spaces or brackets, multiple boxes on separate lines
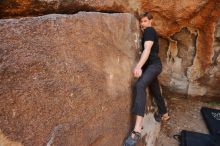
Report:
123,12,170,146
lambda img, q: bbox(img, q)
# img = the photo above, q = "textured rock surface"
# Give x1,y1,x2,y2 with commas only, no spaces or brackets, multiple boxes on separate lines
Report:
1,0,220,98
159,27,197,95
158,20,220,99
0,130,23,146
202,19,220,98
0,0,139,18
0,12,139,146
141,0,220,99
140,113,161,146
1,1,220,146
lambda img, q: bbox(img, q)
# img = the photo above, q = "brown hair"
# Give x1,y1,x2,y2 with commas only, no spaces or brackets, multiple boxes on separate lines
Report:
139,12,153,20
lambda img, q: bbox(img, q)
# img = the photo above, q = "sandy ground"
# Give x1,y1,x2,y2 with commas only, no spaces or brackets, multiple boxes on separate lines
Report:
155,97,220,146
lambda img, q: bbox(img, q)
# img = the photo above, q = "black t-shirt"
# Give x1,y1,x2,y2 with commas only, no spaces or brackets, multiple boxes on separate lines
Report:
141,27,161,67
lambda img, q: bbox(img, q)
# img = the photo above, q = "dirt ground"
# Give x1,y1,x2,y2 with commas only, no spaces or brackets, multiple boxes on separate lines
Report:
156,96,220,146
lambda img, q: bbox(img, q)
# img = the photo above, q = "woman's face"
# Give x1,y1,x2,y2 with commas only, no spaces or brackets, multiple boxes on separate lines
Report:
140,17,151,31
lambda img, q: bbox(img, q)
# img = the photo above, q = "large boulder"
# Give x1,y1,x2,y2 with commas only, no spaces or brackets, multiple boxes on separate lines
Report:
0,0,139,18
1,0,220,99
0,12,139,146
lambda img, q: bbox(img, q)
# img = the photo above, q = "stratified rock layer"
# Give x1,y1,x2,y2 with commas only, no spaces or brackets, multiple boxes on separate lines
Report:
0,12,139,146
0,0,138,18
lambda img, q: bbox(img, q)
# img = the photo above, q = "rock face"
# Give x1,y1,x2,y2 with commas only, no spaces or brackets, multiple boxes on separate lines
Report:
159,27,197,96
0,12,139,146
203,19,220,98
141,0,220,99
0,130,23,146
1,0,220,99
1,1,220,145
0,0,139,18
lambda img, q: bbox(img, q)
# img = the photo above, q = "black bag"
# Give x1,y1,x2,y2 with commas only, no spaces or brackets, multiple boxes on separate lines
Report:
174,130,219,146
201,107,220,135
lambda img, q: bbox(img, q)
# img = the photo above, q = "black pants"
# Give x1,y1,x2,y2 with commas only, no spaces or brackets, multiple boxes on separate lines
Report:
132,63,167,117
